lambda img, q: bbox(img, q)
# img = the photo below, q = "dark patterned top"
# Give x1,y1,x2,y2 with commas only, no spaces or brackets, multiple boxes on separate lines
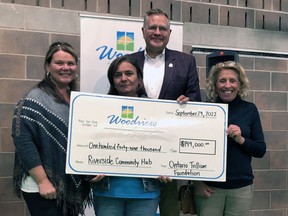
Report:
12,88,91,215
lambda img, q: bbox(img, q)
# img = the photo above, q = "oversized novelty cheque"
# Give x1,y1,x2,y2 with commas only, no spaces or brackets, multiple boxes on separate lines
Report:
66,91,228,181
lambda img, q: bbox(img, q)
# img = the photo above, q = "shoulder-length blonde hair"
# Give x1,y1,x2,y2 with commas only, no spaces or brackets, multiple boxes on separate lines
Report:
206,61,249,102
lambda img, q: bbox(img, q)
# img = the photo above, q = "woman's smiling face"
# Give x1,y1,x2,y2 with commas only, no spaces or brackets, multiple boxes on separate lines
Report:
216,69,240,102
46,50,77,89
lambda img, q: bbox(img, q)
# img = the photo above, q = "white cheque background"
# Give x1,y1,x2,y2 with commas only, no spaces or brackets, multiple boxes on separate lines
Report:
66,92,228,181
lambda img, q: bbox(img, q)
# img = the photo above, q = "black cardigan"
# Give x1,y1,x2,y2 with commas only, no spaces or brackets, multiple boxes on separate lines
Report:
205,96,266,189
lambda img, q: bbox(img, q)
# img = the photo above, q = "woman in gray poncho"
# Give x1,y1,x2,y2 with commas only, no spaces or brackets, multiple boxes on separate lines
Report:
12,42,91,216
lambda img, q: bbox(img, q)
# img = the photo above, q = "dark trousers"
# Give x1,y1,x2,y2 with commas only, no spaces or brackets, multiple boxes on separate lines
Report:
159,180,180,216
22,191,64,216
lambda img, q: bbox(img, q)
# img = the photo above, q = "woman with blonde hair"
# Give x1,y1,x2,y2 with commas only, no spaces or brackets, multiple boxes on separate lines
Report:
194,61,266,216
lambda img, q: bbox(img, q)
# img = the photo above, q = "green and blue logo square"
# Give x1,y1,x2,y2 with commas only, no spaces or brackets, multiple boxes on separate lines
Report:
121,106,134,119
116,31,134,51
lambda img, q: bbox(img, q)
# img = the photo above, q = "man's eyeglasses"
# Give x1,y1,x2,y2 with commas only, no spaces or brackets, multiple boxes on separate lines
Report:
145,25,170,33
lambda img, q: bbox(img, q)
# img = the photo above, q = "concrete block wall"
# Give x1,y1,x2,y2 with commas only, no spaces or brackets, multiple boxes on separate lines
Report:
0,0,287,215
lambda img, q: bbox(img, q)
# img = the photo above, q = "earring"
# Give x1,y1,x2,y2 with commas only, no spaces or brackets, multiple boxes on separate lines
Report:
46,71,50,76
75,74,79,80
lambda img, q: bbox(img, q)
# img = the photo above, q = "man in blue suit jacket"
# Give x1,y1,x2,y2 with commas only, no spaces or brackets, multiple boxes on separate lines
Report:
129,8,201,216
129,47,201,101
